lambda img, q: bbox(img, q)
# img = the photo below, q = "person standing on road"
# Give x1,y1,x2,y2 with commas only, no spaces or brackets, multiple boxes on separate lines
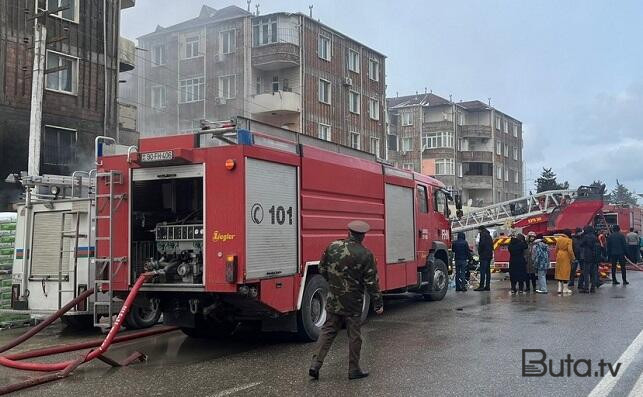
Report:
525,232,538,292
554,230,575,295
309,220,384,381
626,228,640,264
508,233,528,294
533,235,550,293
474,226,493,291
606,224,629,285
452,232,472,292
580,226,600,293
569,228,584,290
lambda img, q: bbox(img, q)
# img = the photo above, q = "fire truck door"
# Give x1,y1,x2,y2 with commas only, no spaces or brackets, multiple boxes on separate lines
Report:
415,184,431,264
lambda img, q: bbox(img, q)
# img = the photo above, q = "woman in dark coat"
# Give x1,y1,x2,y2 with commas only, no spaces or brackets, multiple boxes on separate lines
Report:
508,233,529,294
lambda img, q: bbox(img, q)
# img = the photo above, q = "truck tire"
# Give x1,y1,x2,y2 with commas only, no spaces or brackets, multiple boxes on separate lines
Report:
423,258,449,301
125,297,161,329
181,315,237,339
297,274,329,342
61,314,94,330
360,292,371,324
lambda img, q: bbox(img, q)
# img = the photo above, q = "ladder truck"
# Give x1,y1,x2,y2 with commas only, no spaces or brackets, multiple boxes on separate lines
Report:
451,185,605,269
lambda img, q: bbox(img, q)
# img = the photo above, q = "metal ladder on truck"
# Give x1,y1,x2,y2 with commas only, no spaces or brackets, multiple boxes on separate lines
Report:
57,211,87,310
92,171,125,329
451,189,577,233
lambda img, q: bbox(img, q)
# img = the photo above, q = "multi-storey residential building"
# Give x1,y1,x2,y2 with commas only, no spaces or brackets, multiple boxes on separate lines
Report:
136,5,386,157
0,0,136,210
387,93,523,207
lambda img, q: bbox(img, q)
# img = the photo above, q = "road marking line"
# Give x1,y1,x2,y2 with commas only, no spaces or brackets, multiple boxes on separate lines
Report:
588,328,643,397
210,382,262,397
628,370,643,397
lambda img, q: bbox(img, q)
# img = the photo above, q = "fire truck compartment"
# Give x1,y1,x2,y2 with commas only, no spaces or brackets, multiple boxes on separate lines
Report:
130,164,204,285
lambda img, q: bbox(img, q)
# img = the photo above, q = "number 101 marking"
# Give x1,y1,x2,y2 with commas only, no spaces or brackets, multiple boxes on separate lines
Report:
268,205,293,225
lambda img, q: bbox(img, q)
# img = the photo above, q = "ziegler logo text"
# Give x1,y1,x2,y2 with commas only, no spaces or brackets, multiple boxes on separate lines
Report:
522,349,621,377
212,231,236,242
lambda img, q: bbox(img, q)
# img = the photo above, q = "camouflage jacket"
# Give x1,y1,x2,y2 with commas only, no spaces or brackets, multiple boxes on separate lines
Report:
319,236,383,316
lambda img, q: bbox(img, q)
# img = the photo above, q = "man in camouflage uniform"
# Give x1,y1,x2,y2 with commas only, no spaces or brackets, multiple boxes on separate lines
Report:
309,220,384,380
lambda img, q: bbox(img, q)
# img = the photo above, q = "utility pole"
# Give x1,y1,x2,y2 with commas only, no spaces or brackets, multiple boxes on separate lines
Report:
27,13,47,176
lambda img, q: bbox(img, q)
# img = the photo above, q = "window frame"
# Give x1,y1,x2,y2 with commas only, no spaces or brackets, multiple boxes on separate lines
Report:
252,16,278,46
497,165,503,180
370,137,380,157
45,50,78,95
318,78,331,104
318,123,331,141
45,0,79,23
151,85,167,109
503,119,509,133
348,90,360,114
417,185,429,213
504,143,509,157
495,116,501,130
42,125,77,167
401,137,413,152
318,34,331,61
184,35,201,59
348,49,360,73
368,58,380,81
218,75,237,99
435,158,455,176
513,146,519,161
422,131,454,149
179,76,205,103
220,29,236,55
151,45,166,67
401,111,413,126
496,141,502,155
505,167,509,182
368,97,380,120
512,124,518,137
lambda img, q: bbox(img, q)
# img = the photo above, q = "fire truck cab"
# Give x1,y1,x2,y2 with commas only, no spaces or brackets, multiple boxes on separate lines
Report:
95,118,453,340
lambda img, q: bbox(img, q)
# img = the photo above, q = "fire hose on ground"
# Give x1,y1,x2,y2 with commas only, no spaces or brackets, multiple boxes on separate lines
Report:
0,271,176,395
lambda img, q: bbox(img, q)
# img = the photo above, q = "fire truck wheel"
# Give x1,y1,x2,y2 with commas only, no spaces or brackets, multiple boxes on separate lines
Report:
423,258,449,301
61,315,94,330
297,274,329,342
125,297,161,329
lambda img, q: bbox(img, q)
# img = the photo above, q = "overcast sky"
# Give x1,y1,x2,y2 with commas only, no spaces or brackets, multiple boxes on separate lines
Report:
121,0,643,195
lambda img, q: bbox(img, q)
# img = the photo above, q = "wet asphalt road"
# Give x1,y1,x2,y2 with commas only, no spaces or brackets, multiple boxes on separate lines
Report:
1,273,642,397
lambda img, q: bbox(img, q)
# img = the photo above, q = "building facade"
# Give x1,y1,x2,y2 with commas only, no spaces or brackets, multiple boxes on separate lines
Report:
0,0,136,210
136,5,387,157
388,93,523,207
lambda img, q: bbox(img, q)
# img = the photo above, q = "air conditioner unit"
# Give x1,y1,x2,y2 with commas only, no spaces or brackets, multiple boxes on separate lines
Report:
215,97,227,105
343,77,353,87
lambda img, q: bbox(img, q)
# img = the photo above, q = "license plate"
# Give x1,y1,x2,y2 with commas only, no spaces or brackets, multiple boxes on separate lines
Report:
141,151,173,162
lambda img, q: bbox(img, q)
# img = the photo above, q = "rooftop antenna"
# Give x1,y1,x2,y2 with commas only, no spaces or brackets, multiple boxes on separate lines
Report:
396,91,399,97
309,5,313,18
488,97,492,106
424,87,427,94
247,0,251,12
430,89,432,93
449,94,453,102
255,4,260,16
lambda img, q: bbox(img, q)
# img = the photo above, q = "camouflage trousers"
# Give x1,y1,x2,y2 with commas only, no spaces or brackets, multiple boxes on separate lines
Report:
313,313,363,372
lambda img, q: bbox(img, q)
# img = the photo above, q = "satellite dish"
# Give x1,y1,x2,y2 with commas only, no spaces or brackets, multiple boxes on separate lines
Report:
467,198,473,207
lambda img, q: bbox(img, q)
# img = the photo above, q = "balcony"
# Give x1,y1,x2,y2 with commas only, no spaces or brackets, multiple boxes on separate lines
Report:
460,124,492,139
252,28,300,71
422,120,453,131
462,175,493,189
119,37,136,72
249,91,301,115
460,150,493,163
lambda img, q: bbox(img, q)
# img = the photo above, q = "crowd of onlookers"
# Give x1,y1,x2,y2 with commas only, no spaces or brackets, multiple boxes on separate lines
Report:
451,225,640,294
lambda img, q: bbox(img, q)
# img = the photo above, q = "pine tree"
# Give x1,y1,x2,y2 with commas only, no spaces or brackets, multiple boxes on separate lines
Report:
606,180,638,205
535,168,569,193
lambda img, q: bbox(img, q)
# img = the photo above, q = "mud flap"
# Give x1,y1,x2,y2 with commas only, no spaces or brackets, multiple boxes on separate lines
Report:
261,313,298,333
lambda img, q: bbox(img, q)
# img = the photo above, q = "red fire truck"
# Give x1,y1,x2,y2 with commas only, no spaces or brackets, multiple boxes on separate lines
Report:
92,118,454,340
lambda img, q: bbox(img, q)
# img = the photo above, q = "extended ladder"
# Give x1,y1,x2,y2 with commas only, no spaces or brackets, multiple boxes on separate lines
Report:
57,211,87,310
451,189,577,233
93,171,125,329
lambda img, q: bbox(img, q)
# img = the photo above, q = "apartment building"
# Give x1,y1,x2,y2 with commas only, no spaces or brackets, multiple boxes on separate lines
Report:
136,5,387,157
0,0,136,210
387,93,523,207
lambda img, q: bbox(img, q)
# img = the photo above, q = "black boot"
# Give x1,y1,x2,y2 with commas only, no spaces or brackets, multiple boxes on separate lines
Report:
348,369,369,380
474,286,485,291
309,357,322,380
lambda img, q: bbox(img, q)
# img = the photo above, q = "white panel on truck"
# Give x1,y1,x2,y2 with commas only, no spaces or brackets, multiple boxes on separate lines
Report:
245,158,298,279
132,164,203,181
385,184,415,263
30,211,71,277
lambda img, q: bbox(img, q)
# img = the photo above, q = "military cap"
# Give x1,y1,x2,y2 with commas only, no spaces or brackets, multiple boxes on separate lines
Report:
348,220,370,234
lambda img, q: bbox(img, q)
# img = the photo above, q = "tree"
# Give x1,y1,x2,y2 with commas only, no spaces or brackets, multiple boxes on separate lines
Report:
606,180,638,205
535,168,569,193
590,180,608,198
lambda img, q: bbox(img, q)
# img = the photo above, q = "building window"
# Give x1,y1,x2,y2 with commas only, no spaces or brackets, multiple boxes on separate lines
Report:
179,77,205,103
402,163,414,171
179,119,201,132
368,58,380,81
318,34,331,61
422,131,453,149
401,137,413,152
497,165,503,180
417,185,429,213
388,134,398,151
514,170,520,184
45,0,79,23
151,86,166,109
45,51,77,94
348,49,359,73
503,120,508,133
271,76,280,92
504,143,509,157
496,141,502,155
152,45,166,66
370,137,380,157
457,163,463,178
318,123,331,141
349,91,360,114
319,79,331,104
255,75,262,94
513,124,518,137
401,111,413,126
457,112,464,126
435,159,455,175
351,131,360,149
513,147,519,161
368,98,380,120
42,126,76,168
218,75,236,99
252,16,278,46
184,36,200,59
220,30,236,54
505,167,509,182
495,116,501,130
